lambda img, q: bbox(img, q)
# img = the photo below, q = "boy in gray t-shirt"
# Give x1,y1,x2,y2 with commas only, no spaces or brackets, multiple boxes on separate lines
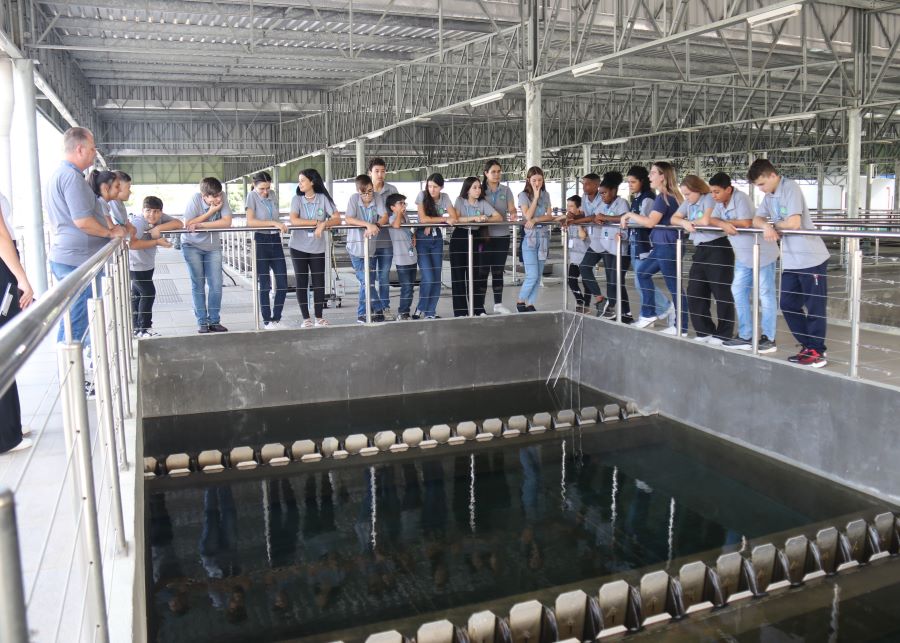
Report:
386,193,418,320
128,196,183,336
749,159,829,367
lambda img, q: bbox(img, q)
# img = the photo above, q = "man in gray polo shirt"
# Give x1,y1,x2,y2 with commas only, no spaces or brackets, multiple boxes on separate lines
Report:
750,159,830,368
47,127,126,344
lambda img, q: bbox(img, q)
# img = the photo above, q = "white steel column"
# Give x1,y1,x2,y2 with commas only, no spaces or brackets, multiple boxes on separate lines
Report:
894,163,900,213
581,143,591,176
846,108,862,219
12,59,47,293
324,149,334,195
816,163,825,211
355,139,366,176
864,163,874,212
525,82,542,169
0,59,13,207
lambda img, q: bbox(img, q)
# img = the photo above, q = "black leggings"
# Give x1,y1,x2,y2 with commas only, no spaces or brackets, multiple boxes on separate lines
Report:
0,258,23,452
290,249,326,319
476,235,510,308
131,268,155,331
567,263,587,306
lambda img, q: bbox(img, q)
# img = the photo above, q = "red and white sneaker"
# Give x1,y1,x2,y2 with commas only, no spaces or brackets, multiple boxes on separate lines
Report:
790,348,827,368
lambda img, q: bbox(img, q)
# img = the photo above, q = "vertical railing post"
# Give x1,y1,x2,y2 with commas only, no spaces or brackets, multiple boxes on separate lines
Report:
752,234,760,355
560,224,568,312
511,220,519,285
467,227,475,317
117,249,134,366
324,229,333,305
251,235,260,330
615,235,622,323
57,342,111,643
675,231,683,334
102,276,129,466
849,237,862,377
364,235,372,324
115,254,133,384
103,275,130,420
0,487,29,643
87,298,127,554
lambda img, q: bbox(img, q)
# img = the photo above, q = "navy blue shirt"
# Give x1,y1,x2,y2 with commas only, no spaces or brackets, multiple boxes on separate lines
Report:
649,193,680,246
629,191,655,259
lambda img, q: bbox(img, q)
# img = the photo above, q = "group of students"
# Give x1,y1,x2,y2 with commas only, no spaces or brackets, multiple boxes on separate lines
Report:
564,159,830,367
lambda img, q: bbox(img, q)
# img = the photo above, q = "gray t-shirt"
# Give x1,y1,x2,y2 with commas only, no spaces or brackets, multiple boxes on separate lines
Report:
756,177,830,270
453,197,497,231
714,190,779,268
567,225,590,265
676,193,724,245
597,197,630,254
413,191,453,238
581,192,605,252
109,200,129,225
346,193,385,258
517,191,552,260
0,192,13,238
483,184,514,237
182,192,233,251
47,161,109,266
245,190,280,236
375,182,398,249
388,211,417,266
289,193,334,254
129,213,175,271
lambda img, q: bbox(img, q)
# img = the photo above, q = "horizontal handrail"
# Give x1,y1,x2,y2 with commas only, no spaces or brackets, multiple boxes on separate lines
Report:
161,221,900,240
0,239,124,399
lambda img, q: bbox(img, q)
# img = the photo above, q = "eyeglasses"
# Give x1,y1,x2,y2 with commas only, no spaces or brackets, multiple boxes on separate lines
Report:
358,189,374,196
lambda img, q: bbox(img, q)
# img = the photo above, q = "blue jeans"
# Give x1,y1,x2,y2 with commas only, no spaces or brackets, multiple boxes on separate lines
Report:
350,255,382,318
780,260,828,352
182,245,223,327
518,244,544,305
415,235,443,316
732,260,777,341
579,248,604,298
51,261,98,346
631,252,670,318
255,233,288,322
374,247,393,311
636,243,689,331
396,264,417,314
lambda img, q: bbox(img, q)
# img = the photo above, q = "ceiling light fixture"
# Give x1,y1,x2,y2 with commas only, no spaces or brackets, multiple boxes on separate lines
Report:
747,4,802,28
601,137,629,145
571,61,604,77
470,92,505,107
366,130,385,139
767,111,816,124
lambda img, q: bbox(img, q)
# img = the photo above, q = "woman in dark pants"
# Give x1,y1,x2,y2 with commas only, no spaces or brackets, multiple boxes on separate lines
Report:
478,160,518,314
0,192,35,454
246,171,289,329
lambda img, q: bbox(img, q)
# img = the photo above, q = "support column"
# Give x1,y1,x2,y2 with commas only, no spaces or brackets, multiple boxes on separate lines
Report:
816,163,825,211
581,143,591,176
324,149,334,196
0,60,13,208
693,156,702,178
12,59,47,293
864,163,874,212
846,108,862,219
525,82,542,169
270,166,279,210
748,152,756,201
355,139,366,176
242,175,248,201
894,162,900,213
560,173,567,209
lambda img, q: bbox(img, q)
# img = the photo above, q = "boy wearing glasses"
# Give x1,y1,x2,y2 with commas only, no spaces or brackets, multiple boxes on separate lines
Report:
345,175,388,323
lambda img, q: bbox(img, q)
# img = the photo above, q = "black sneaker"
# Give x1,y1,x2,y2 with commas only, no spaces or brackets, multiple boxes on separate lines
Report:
208,323,228,332
723,336,752,350
84,380,96,398
594,297,609,317
601,307,617,320
198,325,210,334
516,302,528,313
357,316,367,324
525,305,537,312
373,312,385,323
399,312,411,321
758,336,777,354
621,314,634,325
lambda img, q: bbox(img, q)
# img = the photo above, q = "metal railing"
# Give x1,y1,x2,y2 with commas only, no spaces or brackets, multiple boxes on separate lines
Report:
0,239,133,643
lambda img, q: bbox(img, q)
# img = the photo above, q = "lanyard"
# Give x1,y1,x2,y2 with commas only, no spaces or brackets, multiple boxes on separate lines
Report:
486,186,504,208
301,198,320,221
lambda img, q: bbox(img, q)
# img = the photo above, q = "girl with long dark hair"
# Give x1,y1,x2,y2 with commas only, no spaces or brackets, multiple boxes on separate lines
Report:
450,176,502,316
625,166,671,327
478,159,517,314
246,171,289,329
413,173,458,319
289,168,340,327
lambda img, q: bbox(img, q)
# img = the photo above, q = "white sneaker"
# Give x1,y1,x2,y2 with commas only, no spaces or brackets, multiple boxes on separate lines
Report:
633,316,657,329
382,308,396,321
144,329,160,337
666,304,677,326
659,326,687,337
706,337,724,346
493,303,512,315
693,335,709,343
21,426,32,436
3,438,32,454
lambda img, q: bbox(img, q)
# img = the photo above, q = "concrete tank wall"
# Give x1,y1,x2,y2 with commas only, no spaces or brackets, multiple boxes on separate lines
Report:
571,313,900,504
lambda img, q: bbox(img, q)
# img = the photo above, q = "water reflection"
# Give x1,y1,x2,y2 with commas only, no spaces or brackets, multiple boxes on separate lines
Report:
147,433,876,643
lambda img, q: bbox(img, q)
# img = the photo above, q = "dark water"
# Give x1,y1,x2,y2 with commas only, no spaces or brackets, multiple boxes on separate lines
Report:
142,380,616,456
145,385,887,643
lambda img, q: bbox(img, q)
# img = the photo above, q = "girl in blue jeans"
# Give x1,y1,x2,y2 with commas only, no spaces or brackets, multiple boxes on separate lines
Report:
626,166,672,326
620,162,689,335
516,167,561,312
413,173,458,319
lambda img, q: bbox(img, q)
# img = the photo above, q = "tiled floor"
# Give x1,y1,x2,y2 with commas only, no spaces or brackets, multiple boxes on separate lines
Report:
1,243,898,642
